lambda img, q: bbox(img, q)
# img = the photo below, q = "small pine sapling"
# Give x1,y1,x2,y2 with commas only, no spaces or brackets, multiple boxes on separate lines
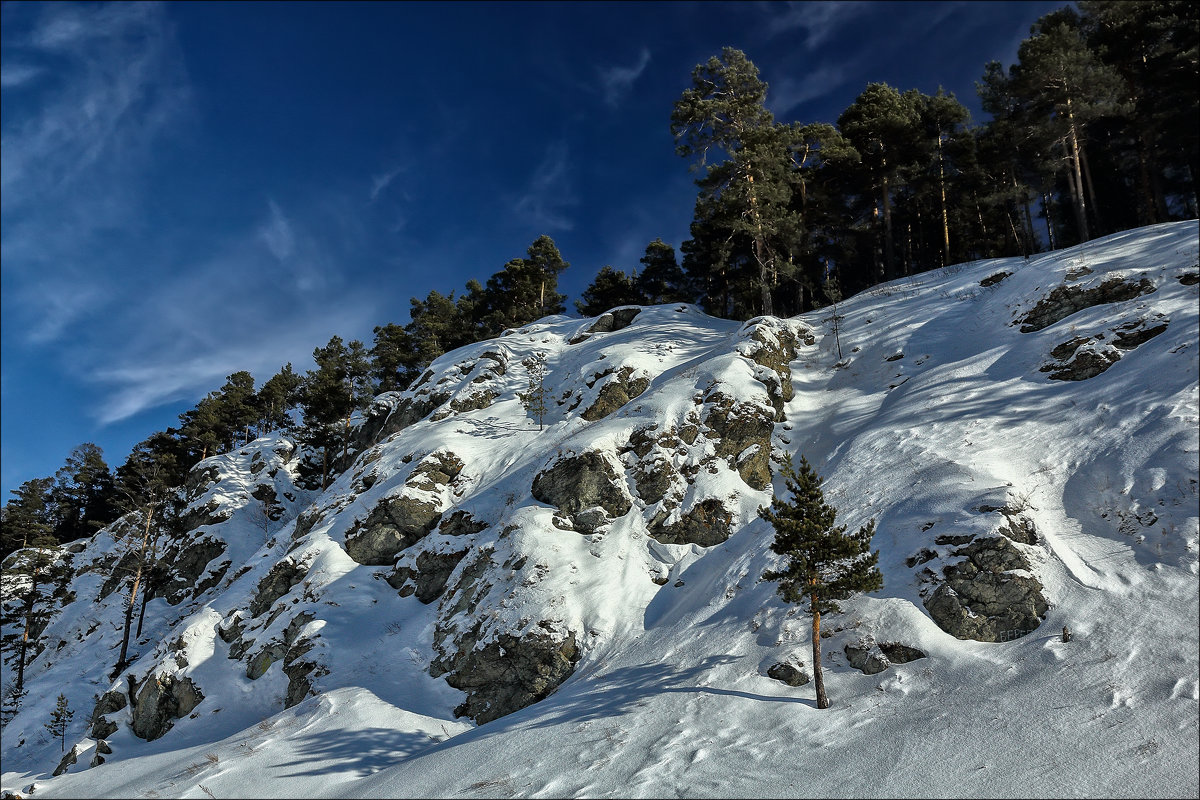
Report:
519,352,550,431
44,693,74,752
759,453,882,709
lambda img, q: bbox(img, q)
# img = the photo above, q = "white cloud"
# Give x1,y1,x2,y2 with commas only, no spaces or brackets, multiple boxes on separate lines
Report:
259,200,296,262
761,0,866,48
513,142,577,232
598,47,651,108
0,1,189,343
0,62,43,88
369,165,406,202
766,65,849,116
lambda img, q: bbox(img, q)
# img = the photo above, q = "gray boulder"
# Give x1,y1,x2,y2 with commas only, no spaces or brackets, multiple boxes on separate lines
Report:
703,392,775,490
345,494,442,566
443,630,580,724
130,674,204,741
531,450,631,519
647,498,733,547
766,661,810,686
1019,276,1156,332
924,537,1048,642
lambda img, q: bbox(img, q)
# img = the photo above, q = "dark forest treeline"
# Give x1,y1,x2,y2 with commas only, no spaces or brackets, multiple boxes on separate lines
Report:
3,1,1196,560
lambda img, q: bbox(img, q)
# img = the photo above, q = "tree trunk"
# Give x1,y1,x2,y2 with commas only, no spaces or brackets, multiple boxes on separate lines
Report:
114,507,155,676
1043,192,1057,251
938,133,950,267
16,571,40,692
745,171,774,317
811,596,828,709
1079,145,1103,236
881,168,895,281
1065,99,1090,242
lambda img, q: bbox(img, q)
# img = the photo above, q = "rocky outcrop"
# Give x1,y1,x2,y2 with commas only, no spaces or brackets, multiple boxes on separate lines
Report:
923,537,1048,642
387,549,470,603
531,450,632,521
345,451,464,565
130,674,204,741
738,319,809,420
249,559,306,619
980,271,1012,287
1018,276,1156,332
88,689,127,739
158,538,227,605
581,367,650,421
345,495,442,565
647,498,733,547
570,307,642,343
440,629,580,724
845,641,927,674
1039,315,1167,380
703,391,774,490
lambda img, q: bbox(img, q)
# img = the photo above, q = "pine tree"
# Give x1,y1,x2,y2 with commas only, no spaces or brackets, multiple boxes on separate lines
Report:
636,239,691,305
576,266,644,316
519,353,550,431
672,48,797,317
110,441,178,678
256,363,302,433
49,443,116,545
759,454,882,709
1,683,25,728
44,693,73,752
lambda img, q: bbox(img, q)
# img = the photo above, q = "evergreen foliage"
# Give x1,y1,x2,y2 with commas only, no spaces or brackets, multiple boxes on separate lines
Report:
636,239,691,305
44,693,73,752
759,454,882,709
576,266,643,316
518,352,551,431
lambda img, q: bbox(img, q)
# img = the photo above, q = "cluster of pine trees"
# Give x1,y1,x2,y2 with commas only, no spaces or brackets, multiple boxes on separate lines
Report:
574,2,1198,320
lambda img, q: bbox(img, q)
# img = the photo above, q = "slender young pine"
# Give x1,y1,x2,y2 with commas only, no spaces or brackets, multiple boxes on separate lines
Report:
759,454,882,709
44,693,73,752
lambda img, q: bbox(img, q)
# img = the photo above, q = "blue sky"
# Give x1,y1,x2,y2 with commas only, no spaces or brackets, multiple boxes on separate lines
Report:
0,0,1064,498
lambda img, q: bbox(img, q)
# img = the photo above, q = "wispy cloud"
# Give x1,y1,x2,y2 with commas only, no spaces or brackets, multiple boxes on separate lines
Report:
760,1,867,48
1,1,190,341
369,165,406,202
766,65,848,116
598,47,651,108
513,141,577,232
258,200,296,262
0,62,43,88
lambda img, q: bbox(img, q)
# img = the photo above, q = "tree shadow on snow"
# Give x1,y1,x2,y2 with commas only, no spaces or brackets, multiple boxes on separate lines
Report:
271,726,445,778
513,655,816,733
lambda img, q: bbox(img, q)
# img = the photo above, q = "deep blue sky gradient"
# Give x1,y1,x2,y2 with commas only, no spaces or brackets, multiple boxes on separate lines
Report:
1,0,1064,498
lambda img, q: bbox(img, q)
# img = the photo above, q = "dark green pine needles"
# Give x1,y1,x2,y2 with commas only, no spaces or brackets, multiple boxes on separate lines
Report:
759,453,882,709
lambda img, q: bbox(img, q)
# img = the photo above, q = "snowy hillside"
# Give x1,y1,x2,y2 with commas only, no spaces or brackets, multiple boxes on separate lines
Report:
2,221,1197,799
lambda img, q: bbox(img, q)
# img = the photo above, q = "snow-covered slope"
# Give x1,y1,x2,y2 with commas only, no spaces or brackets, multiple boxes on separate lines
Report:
2,221,1197,799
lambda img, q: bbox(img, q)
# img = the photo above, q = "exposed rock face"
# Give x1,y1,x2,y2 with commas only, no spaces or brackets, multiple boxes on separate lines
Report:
344,494,444,566
441,630,580,724
766,661,810,686
439,510,488,537
130,674,204,741
158,538,227,605
388,549,470,603
1018,276,1156,332
89,690,127,739
739,319,809,420
924,537,1048,642
1039,316,1166,380
249,559,306,619
980,504,1039,545
980,271,1012,287
703,391,775,490
531,450,631,519
344,451,464,565
582,367,651,421
648,498,733,547
844,641,926,675
52,744,81,776
844,644,890,675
